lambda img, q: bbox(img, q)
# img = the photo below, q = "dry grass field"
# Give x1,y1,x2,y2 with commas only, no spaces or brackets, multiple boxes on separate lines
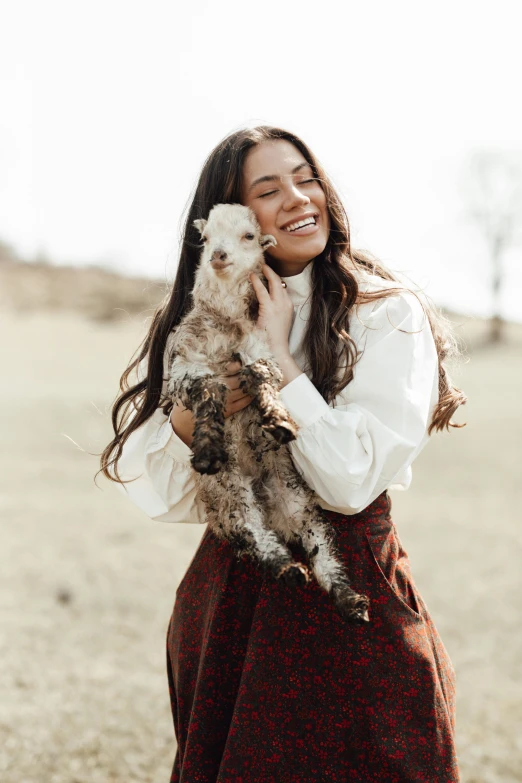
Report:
1,259,521,782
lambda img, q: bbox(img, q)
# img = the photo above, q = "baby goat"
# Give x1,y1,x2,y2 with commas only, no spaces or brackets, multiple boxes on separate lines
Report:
167,203,370,624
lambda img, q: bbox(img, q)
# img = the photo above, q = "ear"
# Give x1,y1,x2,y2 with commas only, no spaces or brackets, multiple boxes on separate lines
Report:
260,234,277,249
193,218,207,235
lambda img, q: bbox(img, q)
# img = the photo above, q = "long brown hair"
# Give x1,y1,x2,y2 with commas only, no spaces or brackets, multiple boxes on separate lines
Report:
99,125,466,484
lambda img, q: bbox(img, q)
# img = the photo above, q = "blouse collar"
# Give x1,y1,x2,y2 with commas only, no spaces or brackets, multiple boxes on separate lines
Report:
279,258,390,307
280,260,314,306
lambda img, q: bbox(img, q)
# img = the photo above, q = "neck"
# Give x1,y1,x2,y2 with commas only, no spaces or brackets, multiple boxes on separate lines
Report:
265,257,313,277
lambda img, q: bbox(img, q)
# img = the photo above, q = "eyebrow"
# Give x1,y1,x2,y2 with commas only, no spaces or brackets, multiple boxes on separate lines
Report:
247,162,312,193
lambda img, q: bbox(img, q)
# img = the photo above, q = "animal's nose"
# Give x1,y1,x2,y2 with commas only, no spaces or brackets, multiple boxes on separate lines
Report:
210,249,228,262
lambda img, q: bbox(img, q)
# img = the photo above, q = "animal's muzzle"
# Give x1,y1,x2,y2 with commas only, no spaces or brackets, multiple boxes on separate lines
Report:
210,249,230,270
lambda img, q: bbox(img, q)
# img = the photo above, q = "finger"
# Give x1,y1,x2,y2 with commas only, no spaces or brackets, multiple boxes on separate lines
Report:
224,360,242,376
228,395,254,412
249,271,271,302
172,399,189,415
227,378,242,391
228,387,248,403
225,397,250,418
219,377,241,393
261,263,284,298
224,366,242,386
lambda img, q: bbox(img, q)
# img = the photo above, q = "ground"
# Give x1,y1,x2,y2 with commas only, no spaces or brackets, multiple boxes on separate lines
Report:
0,264,520,782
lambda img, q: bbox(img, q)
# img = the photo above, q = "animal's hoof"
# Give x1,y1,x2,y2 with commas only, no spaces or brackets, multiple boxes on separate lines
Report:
277,561,311,587
332,588,371,625
191,448,228,475
263,422,297,444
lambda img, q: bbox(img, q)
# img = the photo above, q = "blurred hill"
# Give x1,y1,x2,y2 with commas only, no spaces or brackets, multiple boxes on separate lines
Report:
2,243,522,351
0,243,168,322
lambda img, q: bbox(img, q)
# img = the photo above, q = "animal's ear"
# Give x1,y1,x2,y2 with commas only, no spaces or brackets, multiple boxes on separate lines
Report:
193,218,207,235
260,234,277,249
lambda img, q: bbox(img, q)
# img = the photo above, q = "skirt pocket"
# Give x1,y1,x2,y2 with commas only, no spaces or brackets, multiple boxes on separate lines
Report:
365,524,425,622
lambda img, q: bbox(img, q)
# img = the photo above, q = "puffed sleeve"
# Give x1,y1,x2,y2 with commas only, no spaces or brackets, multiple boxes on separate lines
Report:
111,352,206,524
113,408,207,524
278,290,439,515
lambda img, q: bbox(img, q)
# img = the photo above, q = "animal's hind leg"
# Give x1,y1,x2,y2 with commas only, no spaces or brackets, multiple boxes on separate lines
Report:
199,471,310,588
241,510,311,588
300,509,370,624
262,470,370,624
234,356,298,444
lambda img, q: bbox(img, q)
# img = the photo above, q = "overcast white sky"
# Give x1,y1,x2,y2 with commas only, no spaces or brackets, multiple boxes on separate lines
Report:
1,0,521,320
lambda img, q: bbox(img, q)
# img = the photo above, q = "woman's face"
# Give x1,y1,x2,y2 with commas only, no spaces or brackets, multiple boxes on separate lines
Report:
240,139,330,275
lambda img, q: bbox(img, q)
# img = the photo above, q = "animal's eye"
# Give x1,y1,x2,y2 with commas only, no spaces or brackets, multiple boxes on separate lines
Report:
201,236,208,243
244,233,255,241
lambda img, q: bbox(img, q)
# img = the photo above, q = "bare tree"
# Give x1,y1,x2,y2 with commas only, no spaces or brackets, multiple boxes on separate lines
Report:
461,150,522,342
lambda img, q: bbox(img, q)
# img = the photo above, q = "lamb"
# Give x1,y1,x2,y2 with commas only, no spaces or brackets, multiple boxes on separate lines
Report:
167,203,370,624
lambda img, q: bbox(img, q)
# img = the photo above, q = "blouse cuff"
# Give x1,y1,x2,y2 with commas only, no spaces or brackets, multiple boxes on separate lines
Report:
278,372,330,431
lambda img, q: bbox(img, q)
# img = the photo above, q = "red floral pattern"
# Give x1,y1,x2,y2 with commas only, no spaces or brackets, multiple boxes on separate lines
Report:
166,493,460,782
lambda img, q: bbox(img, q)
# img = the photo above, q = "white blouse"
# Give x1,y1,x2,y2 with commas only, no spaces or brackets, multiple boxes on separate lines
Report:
113,261,439,522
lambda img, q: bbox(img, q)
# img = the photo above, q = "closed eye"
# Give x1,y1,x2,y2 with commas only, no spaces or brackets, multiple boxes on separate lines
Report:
258,179,316,198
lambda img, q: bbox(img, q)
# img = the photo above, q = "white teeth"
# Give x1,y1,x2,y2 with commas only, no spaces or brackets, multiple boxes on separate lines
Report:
285,216,316,232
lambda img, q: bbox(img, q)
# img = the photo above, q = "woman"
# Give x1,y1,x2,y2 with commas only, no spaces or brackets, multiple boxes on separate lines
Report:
100,126,466,782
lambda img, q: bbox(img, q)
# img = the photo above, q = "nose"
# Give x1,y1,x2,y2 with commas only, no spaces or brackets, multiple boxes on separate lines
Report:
283,182,311,211
210,249,228,262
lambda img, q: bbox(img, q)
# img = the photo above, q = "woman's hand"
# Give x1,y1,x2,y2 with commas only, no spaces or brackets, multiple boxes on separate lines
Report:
249,263,295,355
219,361,255,418
170,361,254,447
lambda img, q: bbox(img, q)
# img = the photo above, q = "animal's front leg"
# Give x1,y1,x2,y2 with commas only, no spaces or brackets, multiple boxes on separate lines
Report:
236,357,298,444
188,375,231,474
168,363,229,475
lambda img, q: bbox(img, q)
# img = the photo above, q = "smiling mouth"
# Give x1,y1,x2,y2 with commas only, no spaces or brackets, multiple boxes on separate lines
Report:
281,214,318,232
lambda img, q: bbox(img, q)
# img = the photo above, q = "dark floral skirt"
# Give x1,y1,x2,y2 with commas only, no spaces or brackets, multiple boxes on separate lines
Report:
166,493,460,782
